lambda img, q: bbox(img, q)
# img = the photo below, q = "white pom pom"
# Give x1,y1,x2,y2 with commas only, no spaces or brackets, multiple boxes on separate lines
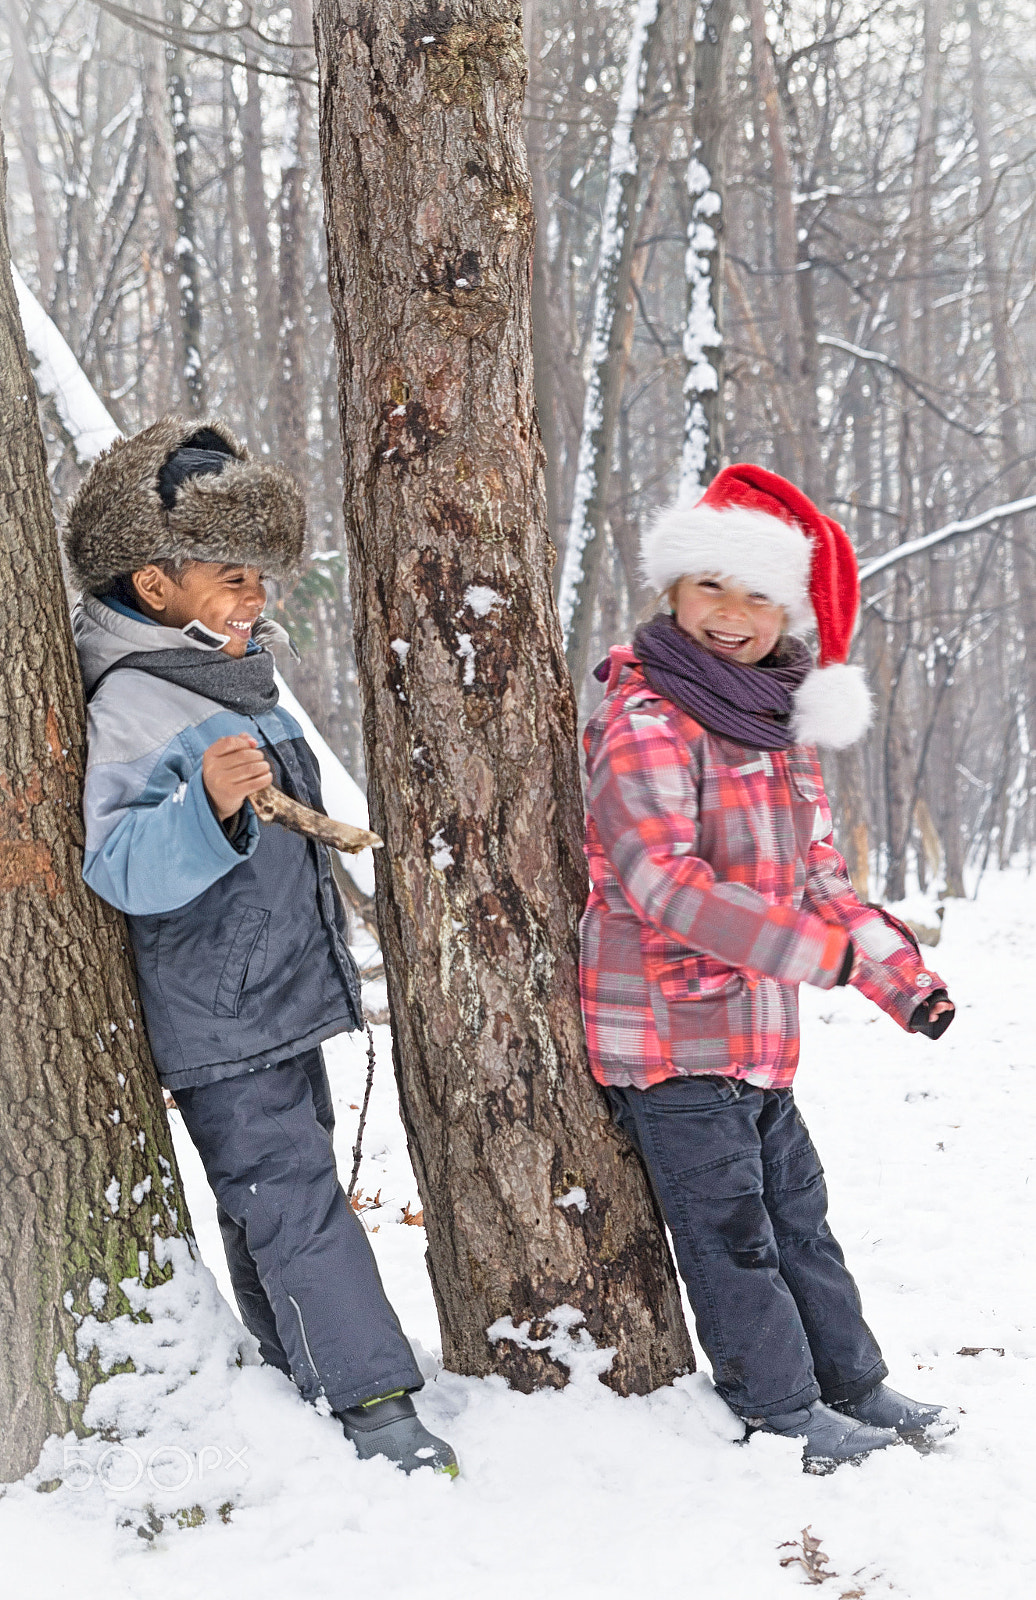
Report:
792,664,872,750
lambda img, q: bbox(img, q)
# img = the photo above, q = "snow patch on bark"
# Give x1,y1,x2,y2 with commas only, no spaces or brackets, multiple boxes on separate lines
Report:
464,585,505,617
429,831,454,870
487,1304,616,1388
53,1352,80,1403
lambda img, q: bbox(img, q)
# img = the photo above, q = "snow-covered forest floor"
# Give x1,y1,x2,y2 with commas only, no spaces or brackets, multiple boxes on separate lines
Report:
3,869,1035,1598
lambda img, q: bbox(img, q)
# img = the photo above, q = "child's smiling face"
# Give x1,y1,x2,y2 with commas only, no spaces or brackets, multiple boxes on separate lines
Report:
131,561,267,657
671,575,785,666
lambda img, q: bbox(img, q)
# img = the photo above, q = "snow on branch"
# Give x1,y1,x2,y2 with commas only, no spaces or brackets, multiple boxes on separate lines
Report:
679,155,722,501
858,494,1036,581
557,0,660,643
12,267,121,463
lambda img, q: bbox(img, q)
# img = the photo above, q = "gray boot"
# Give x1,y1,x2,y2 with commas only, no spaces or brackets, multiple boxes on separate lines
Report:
832,1382,956,1439
748,1400,900,1472
340,1393,459,1477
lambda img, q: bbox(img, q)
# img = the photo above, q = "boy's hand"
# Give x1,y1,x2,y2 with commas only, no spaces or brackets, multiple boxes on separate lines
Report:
202,735,272,822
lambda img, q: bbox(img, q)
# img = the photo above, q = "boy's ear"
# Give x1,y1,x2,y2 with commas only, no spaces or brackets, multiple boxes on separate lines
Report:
131,565,171,615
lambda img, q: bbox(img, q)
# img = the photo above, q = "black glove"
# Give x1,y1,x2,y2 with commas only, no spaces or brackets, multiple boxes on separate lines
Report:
834,940,855,986
909,989,954,1039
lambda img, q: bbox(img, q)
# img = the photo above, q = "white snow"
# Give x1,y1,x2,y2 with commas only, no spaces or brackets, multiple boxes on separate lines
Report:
53,1352,80,1403
3,870,1036,1596
390,638,411,662
103,1178,120,1215
679,152,723,500
274,672,375,899
429,830,454,870
12,268,121,462
455,633,476,686
857,491,1036,583
463,585,505,618
554,1186,589,1214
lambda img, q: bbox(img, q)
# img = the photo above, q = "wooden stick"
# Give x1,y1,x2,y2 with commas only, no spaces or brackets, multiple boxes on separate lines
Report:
250,785,383,854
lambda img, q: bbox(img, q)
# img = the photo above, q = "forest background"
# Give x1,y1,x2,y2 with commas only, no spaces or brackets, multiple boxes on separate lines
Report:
2,0,1033,904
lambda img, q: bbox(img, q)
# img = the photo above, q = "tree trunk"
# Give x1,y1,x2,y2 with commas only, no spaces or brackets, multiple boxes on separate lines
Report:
314,0,692,1395
6,9,59,307
747,0,822,497
276,0,315,483
968,0,1036,817
0,120,193,1484
557,0,665,691
523,0,564,566
238,50,278,424
166,9,205,411
679,0,732,496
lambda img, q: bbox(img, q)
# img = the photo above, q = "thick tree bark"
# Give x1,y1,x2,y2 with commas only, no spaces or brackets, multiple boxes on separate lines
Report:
314,0,692,1394
0,121,193,1483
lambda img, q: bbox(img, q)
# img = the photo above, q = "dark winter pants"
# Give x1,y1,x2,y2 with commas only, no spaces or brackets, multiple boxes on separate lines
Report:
175,1048,423,1413
605,1075,887,1420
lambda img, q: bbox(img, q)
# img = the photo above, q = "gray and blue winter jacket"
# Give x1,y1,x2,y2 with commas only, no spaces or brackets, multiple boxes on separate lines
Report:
75,594,363,1090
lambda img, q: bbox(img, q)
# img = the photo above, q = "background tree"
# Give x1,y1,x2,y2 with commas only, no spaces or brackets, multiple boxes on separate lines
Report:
313,0,693,1394
0,115,193,1484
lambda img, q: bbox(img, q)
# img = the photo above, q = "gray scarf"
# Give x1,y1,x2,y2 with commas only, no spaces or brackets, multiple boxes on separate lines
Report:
90,617,292,717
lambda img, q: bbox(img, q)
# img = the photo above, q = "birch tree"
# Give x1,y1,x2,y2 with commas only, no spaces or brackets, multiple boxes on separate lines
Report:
314,0,692,1395
679,0,731,497
557,0,665,692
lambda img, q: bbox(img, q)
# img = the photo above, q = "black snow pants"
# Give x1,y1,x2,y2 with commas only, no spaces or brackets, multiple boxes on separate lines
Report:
605,1074,887,1421
175,1047,423,1413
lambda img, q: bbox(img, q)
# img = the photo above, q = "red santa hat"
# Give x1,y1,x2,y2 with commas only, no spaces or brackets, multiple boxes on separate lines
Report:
641,463,872,748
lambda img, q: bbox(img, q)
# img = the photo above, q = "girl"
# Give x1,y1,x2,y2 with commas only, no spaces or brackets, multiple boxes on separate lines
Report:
581,464,955,1470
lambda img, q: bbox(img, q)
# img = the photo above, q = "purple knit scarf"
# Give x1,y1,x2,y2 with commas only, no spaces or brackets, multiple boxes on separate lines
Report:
598,613,812,751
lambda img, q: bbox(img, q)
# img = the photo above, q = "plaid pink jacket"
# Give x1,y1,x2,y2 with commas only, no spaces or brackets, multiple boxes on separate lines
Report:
580,653,945,1090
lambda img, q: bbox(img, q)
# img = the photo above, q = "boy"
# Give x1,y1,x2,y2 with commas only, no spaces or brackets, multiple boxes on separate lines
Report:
65,415,457,1476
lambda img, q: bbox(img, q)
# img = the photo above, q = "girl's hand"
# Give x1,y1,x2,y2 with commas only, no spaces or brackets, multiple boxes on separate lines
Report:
202,734,272,821
910,992,955,1039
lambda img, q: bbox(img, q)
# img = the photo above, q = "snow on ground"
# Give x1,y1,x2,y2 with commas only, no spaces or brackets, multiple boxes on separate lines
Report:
3,869,1036,1597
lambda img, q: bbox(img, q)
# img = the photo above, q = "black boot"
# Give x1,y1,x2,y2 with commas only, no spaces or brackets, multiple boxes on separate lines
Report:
339,1392,459,1477
831,1382,956,1440
747,1400,900,1472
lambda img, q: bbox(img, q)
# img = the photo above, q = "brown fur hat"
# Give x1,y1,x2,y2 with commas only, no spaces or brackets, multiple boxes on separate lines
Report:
63,414,306,593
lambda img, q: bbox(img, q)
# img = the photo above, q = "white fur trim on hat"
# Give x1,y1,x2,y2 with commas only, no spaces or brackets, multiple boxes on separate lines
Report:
792,663,872,749
641,502,813,624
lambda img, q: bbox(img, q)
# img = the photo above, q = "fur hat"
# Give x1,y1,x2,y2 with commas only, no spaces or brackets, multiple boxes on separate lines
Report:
641,463,871,749
63,414,306,593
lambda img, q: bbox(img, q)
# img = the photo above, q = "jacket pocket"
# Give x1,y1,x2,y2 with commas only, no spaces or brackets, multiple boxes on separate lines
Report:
213,907,270,1018
656,954,742,1005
